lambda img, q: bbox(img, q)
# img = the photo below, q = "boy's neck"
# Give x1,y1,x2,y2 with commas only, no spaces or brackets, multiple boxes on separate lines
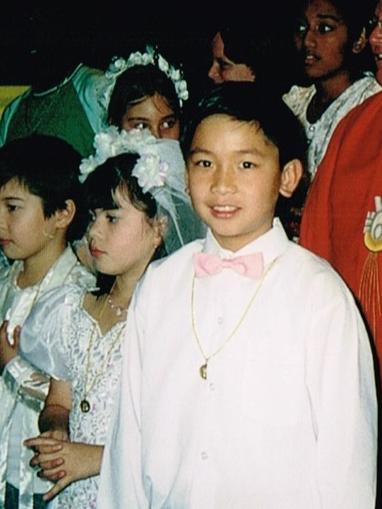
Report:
212,225,273,253
17,240,67,289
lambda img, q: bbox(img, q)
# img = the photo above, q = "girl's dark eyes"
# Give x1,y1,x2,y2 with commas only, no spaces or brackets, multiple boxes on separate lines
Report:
6,204,19,212
317,23,334,34
161,119,177,129
88,209,119,223
295,22,335,35
296,22,308,35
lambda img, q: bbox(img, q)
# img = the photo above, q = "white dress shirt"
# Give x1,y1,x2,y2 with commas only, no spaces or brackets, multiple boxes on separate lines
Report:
97,219,377,509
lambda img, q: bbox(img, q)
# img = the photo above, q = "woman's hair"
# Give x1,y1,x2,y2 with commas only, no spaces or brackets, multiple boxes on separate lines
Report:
217,20,296,94
107,64,181,127
0,134,86,242
83,152,166,293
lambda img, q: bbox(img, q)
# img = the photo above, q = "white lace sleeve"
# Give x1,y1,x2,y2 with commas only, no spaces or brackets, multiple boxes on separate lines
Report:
19,284,84,380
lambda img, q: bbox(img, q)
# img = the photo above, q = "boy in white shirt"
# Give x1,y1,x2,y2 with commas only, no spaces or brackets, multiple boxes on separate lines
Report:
97,82,378,509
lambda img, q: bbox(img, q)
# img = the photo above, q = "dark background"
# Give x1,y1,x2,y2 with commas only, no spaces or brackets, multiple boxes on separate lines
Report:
0,4,298,93
0,6,217,85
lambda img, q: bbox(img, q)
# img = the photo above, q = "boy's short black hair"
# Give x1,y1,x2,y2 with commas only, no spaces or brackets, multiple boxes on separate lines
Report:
182,82,309,240
0,134,86,242
182,81,307,169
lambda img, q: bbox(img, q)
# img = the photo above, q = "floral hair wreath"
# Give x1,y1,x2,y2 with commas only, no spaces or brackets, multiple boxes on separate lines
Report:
103,45,189,107
79,126,197,250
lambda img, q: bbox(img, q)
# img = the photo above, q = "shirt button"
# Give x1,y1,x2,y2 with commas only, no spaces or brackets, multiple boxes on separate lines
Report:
309,125,315,132
209,382,215,391
217,316,223,324
201,451,208,460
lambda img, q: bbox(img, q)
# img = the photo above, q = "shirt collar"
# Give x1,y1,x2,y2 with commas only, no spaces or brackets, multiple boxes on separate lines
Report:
203,218,289,266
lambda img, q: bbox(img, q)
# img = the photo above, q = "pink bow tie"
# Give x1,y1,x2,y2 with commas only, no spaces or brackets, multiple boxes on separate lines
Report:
193,252,264,279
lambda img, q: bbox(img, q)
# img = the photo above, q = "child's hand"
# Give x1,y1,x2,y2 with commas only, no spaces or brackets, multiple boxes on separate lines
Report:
0,321,20,372
25,430,68,453
26,440,103,501
25,430,69,470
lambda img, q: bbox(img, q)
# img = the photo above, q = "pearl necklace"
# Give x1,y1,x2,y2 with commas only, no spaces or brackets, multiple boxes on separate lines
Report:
107,295,129,317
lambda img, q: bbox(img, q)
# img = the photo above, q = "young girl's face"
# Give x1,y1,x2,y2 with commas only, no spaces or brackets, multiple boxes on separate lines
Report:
88,187,161,277
0,178,57,262
208,32,255,84
294,0,352,81
120,93,180,140
186,114,297,252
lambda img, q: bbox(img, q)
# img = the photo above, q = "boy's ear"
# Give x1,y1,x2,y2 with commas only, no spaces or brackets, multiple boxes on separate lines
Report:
352,28,367,54
279,159,303,198
54,199,76,229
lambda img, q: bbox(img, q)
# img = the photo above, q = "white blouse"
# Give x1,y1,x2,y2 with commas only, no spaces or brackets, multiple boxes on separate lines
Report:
20,284,124,509
97,219,377,509
283,75,381,178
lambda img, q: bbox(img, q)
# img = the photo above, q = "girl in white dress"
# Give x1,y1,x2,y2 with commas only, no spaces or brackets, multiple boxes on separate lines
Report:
21,127,202,509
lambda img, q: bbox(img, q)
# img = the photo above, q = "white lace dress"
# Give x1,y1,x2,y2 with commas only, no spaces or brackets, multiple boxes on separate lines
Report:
283,75,382,178
20,285,125,509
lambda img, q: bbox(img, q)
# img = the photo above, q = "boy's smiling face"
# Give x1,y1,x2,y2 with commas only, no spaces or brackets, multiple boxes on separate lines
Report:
186,114,301,251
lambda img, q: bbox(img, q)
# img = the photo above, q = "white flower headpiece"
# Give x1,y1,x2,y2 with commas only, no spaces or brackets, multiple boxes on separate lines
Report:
103,45,189,108
79,126,204,252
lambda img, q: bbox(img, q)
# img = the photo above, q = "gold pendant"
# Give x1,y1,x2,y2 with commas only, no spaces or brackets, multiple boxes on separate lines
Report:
80,399,91,413
200,363,208,380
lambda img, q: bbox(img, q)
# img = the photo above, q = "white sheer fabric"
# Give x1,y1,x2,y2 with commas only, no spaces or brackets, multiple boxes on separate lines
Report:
20,285,124,509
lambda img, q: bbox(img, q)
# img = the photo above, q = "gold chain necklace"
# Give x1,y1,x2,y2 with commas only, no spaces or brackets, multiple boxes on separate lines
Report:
80,320,125,413
80,287,130,413
191,257,278,380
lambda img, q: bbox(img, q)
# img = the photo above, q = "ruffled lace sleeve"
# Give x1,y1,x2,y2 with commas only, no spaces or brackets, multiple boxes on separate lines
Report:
19,284,84,380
